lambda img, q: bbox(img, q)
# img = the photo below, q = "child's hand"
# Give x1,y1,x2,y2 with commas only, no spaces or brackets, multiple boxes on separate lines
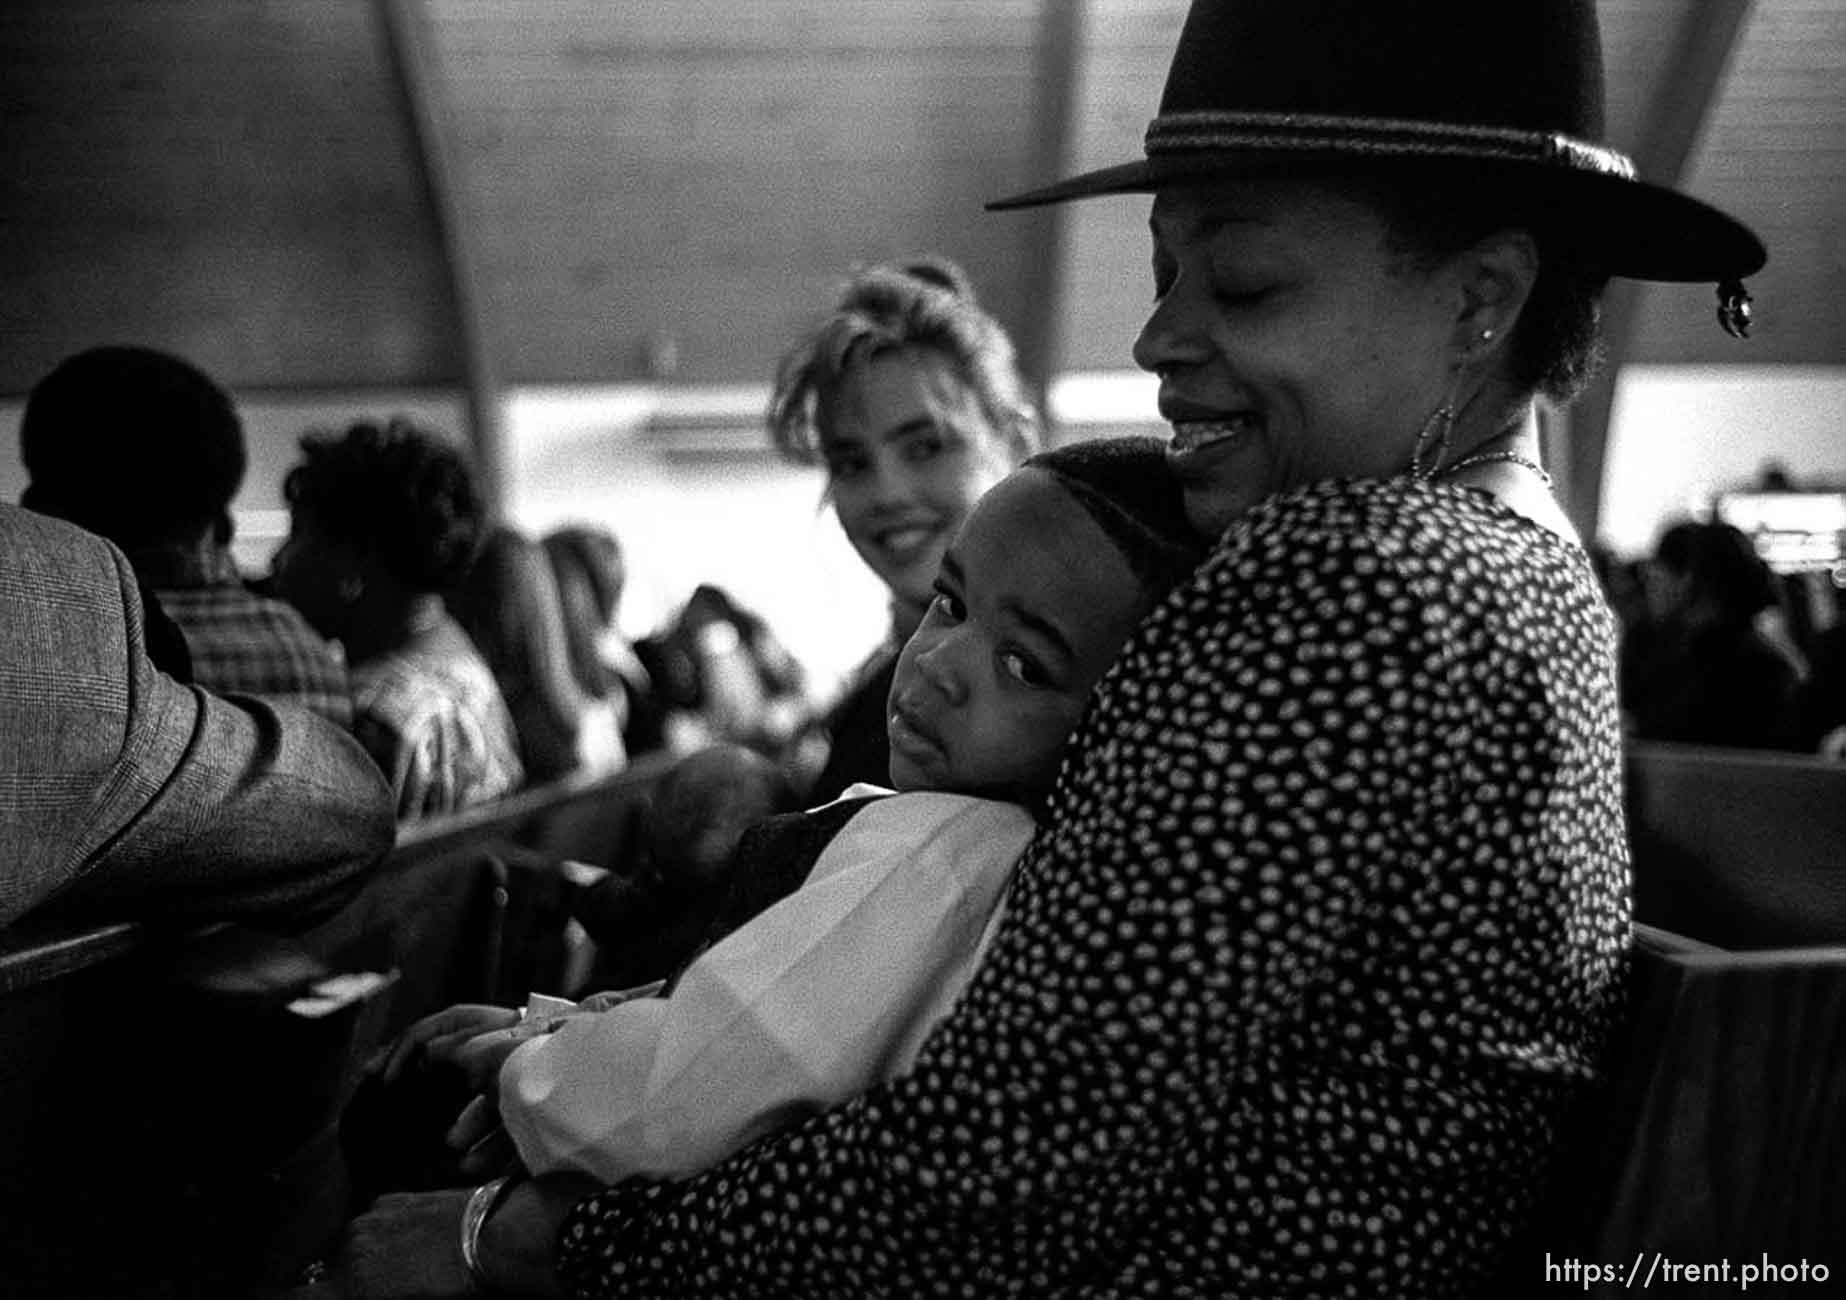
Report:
445,1024,532,1094
375,1004,521,1083
446,1093,516,1178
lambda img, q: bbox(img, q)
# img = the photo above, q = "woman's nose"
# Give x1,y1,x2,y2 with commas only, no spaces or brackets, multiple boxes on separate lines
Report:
863,455,914,510
1132,280,1207,377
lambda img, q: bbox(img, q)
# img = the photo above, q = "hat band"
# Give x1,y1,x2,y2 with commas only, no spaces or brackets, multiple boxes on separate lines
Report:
1146,111,1636,179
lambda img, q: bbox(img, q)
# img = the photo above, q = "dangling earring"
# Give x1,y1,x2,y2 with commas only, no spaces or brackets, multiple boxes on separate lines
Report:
1409,399,1456,481
1409,342,1482,481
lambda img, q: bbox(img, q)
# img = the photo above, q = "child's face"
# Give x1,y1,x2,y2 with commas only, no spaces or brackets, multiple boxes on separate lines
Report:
820,349,1017,616
886,468,1149,804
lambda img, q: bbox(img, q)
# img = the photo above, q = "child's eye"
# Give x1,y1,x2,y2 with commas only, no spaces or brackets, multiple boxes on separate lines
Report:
999,648,1049,688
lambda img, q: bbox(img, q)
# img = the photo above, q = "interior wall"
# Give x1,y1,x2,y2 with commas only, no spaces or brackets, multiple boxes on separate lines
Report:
0,0,460,391
1598,366,1846,557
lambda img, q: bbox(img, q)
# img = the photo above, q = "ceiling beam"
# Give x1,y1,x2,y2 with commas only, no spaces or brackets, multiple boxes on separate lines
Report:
1008,0,1088,416
373,0,508,516
1562,0,1756,542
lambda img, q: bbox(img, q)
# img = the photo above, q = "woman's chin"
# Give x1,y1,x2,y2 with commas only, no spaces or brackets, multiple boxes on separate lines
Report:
1184,485,1263,541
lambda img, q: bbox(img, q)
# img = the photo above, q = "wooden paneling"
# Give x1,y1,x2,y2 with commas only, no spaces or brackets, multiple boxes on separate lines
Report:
0,0,1838,395
1053,0,1188,377
428,0,1045,386
1632,0,1846,364
0,0,461,393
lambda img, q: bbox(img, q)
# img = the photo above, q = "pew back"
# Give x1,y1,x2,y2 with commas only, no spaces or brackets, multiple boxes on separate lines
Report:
1626,741,1846,949
1511,924,1846,1297
0,757,670,1295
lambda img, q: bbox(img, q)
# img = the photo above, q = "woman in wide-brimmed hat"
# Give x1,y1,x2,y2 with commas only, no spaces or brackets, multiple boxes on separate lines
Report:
323,1,1763,1295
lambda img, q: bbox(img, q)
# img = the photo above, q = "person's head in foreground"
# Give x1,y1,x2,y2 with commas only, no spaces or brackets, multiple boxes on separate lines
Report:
271,417,486,663
886,436,1204,807
19,344,246,556
769,256,1043,634
991,1,1763,539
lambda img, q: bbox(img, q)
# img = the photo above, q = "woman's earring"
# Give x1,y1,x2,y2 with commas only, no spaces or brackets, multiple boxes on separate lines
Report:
1409,401,1456,481
338,576,365,604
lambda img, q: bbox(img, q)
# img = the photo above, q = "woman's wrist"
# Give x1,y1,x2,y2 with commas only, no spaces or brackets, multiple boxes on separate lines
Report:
460,1175,518,1292
472,1173,599,1299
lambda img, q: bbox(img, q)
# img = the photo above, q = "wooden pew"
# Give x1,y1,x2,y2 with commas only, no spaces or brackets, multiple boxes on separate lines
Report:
1626,741,1846,949
1585,927,1846,1271
0,755,673,1295
1503,924,1846,1296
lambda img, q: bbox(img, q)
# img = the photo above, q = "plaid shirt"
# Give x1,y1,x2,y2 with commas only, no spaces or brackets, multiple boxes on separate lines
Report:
350,608,524,822
137,547,353,727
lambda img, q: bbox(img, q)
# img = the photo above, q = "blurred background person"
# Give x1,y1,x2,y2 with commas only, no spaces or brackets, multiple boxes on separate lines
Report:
449,524,625,786
1622,519,1806,750
543,524,669,760
18,344,350,725
766,256,1041,803
270,417,524,820
634,582,810,759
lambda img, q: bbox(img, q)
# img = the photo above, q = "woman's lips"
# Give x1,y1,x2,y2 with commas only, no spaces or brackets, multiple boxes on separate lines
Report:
1167,413,1261,455
870,521,942,568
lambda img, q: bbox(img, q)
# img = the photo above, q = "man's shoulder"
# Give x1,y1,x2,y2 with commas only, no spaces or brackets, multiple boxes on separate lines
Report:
0,503,124,576
0,506,135,650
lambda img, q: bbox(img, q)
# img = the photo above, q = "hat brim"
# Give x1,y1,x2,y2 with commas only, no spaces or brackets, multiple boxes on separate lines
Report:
987,151,1766,284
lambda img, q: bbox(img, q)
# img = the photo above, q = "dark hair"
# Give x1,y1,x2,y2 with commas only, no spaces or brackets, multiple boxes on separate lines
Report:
1654,520,1779,626
767,257,1042,467
282,417,484,593
1349,162,1611,406
19,345,245,548
544,525,627,698
1024,436,1208,602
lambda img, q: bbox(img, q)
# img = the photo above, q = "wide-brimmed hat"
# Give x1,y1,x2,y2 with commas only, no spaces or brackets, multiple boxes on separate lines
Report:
990,0,1764,295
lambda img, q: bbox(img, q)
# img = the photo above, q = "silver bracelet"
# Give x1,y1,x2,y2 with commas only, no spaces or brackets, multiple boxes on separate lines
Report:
459,1175,516,1293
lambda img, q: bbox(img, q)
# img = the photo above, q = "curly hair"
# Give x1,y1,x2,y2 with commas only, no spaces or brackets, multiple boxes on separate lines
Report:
767,257,1043,467
282,417,484,593
1352,161,1611,406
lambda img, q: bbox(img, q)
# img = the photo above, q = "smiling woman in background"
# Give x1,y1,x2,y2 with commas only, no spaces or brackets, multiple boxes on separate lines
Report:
767,256,1041,801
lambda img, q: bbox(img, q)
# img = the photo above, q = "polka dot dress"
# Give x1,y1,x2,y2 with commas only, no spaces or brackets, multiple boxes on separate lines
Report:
557,477,1632,1298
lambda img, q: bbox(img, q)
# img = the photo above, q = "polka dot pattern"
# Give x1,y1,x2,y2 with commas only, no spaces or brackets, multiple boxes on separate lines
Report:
558,477,1631,1298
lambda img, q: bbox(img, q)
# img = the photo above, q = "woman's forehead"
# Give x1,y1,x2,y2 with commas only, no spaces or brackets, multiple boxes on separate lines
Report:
823,348,977,444
1149,175,1385,246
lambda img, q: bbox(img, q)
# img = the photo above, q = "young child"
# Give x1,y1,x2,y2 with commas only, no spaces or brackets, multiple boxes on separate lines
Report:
403,437,1205,1186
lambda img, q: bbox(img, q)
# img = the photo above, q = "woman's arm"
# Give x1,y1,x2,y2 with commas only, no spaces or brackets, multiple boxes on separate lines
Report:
320,1175,597,1299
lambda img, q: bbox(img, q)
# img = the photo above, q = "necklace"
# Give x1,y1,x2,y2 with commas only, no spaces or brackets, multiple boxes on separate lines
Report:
1439,448,1554,488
